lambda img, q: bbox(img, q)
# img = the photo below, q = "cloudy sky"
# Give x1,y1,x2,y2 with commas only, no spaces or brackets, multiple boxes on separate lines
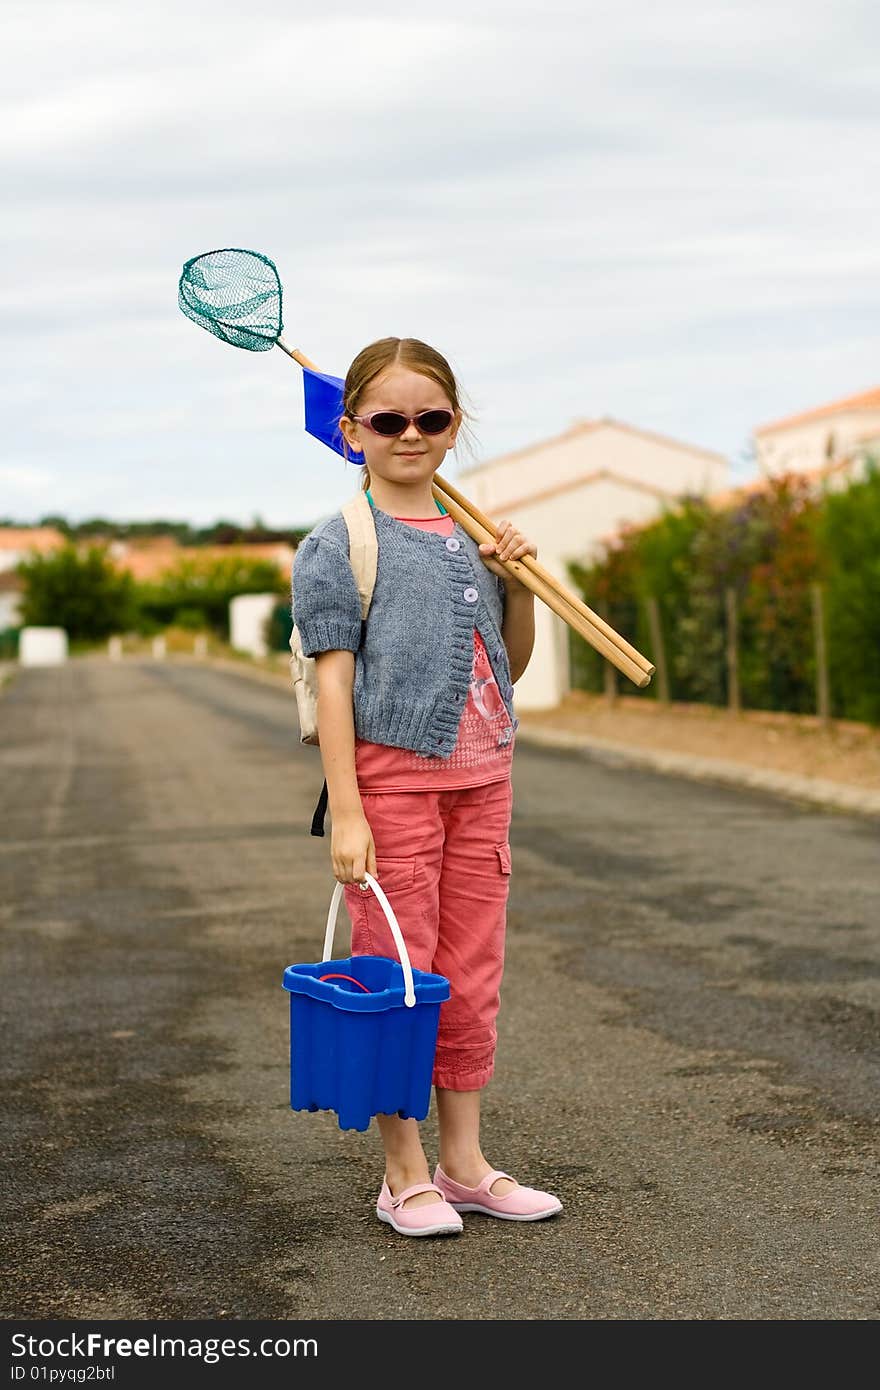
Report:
2,0,878,528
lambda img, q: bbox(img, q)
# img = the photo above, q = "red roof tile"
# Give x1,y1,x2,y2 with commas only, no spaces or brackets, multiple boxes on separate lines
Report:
755,386,880,435
0,527,65,552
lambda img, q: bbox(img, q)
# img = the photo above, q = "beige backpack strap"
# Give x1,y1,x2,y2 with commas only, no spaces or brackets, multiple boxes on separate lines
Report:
341,491,378,621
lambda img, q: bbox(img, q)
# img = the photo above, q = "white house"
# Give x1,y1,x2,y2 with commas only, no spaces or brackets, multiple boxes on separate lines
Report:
455,417,729,709
754,385,880,480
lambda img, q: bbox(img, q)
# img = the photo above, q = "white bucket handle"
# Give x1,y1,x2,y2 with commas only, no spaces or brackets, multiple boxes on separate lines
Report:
323,873,417,1007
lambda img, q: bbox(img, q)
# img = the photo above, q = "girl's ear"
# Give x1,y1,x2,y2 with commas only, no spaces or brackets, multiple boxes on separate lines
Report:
338,415,361,453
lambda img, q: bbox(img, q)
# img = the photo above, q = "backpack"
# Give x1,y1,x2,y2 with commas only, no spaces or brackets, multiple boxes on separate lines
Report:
289,491,378,833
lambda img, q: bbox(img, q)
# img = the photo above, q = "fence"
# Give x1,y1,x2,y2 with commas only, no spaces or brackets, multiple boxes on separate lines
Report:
570,581,836,725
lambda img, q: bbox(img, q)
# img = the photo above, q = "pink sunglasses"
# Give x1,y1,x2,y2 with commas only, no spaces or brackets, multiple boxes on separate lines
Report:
349,408,455,437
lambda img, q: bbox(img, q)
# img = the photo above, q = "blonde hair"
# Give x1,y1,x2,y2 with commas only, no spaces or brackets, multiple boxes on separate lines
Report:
339,337,478,490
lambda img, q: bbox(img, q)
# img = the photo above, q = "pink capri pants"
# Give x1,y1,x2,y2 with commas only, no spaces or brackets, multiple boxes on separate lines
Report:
343,776,513,1091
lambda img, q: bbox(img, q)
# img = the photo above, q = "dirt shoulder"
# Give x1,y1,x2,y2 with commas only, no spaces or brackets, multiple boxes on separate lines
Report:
516,692,880,811
201,652,880,812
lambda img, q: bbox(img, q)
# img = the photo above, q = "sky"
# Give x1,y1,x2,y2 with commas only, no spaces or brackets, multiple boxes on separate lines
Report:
1,0,878,529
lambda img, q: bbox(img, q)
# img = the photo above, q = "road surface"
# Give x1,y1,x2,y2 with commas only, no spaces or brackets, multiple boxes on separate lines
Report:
2,658,878,1320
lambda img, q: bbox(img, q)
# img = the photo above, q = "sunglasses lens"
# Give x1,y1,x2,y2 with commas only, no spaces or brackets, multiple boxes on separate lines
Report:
370,412,409,436
416,410,454,434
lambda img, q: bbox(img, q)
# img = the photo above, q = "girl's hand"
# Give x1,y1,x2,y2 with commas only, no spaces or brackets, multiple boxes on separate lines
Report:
478,520,537,586
331,810,378,886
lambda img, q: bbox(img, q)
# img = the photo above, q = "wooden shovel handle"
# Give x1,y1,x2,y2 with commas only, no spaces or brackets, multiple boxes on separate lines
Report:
275,340,653,688
434,471,654,678
433,484,651,689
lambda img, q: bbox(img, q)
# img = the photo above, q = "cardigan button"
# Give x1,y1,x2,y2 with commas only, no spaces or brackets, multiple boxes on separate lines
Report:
463,587,478,603
445,536,461,552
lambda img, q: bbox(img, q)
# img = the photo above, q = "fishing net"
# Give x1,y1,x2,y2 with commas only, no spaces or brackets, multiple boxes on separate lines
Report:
178,248,282,352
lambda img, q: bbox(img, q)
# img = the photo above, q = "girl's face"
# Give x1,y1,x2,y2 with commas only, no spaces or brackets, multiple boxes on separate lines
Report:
339,366,460,488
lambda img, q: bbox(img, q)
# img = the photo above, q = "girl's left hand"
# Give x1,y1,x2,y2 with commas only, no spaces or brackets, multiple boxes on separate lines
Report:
478,520,537,585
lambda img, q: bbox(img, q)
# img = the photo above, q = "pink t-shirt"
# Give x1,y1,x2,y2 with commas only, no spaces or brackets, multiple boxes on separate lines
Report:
354,512,515,792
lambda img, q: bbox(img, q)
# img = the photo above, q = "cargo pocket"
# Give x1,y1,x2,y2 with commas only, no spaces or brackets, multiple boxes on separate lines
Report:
374,857,417,892
483,842,512,964
351,857,421,959
495,843,511,875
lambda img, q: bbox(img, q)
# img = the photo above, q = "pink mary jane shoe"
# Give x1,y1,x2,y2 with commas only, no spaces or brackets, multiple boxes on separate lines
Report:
433,1166,563,1222
376,1181,463,1237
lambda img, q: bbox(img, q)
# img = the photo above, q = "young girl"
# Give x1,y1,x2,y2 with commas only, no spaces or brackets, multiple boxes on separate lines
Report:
291,337,562,1237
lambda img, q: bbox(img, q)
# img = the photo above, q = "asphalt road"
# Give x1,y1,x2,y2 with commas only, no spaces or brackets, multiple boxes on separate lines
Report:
2,658,878,1321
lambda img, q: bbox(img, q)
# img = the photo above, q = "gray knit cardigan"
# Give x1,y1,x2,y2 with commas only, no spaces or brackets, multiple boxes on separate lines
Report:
291,505,516,759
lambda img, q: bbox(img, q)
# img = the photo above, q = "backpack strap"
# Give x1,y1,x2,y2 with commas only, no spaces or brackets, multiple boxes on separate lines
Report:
310,779,329,838
310,493,378,838
341,491,378,620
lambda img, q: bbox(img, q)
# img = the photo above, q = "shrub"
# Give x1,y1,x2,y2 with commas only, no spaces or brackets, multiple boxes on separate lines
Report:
566,468,880,723
820,461,880,722
18,544,139,642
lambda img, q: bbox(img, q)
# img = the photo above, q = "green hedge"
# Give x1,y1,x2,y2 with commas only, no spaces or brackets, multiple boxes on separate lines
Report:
821,467,880,723
137,553,287,640
568,461,880,723
14,545,290,647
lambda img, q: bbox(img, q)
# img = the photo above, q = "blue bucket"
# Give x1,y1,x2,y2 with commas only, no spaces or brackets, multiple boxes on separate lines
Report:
282,873,450,1132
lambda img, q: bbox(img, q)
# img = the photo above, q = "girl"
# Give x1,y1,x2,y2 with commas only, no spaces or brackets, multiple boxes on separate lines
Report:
292,337,562,1237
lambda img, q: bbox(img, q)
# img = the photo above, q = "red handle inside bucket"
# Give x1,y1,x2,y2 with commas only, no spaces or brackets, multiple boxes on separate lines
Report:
318,972,372,993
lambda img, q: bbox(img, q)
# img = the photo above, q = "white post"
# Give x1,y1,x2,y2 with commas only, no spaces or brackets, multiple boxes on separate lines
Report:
152,635,166,660
19,627,68,666
108,635,123,661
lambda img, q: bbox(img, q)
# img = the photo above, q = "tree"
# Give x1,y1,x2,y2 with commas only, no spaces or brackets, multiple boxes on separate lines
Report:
820,461,880,723
18,545,139,641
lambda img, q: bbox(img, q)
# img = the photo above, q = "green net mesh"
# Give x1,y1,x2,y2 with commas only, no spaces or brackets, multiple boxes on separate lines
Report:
178,248,282,352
